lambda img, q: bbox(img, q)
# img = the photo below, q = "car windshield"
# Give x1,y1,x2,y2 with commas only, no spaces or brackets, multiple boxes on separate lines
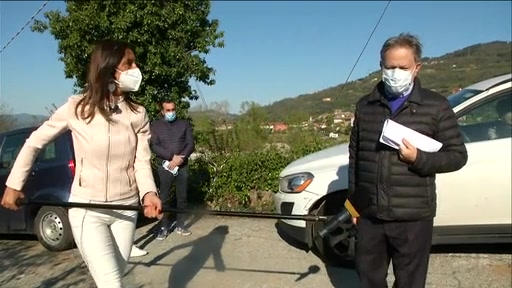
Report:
447,88,483,108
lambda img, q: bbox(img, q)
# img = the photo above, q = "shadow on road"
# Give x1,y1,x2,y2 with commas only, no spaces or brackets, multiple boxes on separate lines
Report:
128,223,322,287
133,217,160,250
134,207,205,250
323,243,512,287
129,261,323,284
324,265,360,288
167,225,227,288
274,221,360,287
274,222,310,251
274,218,512,288
0,235,93,288
141,225,229,288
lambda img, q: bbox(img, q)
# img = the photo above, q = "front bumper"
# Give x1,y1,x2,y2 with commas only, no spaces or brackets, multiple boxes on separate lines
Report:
273,190,319,229
275,219,307,244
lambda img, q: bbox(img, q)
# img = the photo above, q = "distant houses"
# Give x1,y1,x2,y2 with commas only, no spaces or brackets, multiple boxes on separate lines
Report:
261,122,289,132
214,109,355,134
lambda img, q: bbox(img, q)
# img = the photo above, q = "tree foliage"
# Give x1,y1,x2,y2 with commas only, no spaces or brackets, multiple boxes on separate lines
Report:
188,127,335,211
185,100,342,211
31,0,224,119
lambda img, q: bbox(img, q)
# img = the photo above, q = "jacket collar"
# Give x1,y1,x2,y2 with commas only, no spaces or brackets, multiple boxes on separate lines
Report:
367,77,425,105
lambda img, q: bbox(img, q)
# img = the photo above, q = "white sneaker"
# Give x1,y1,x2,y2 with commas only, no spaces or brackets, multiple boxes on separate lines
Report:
130,245,148,257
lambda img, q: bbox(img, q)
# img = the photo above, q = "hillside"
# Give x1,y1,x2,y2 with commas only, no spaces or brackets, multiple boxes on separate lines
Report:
3,41,510,128
263,41,512,122
11,113,47,127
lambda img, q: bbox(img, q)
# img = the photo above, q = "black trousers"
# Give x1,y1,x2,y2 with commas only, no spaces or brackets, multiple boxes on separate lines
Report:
157,165,189,229
356,216,433,288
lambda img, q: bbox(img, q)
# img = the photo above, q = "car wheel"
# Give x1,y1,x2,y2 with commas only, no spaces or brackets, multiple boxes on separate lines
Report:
309,191,357,267
34,206,74,252
311,214,356,267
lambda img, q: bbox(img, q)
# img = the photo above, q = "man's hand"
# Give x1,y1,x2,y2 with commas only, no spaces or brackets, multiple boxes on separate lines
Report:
167,161,177,170
352,217,358,225
1,187,25,211
172,155,184,166
142,192,163,219
399,138,418,164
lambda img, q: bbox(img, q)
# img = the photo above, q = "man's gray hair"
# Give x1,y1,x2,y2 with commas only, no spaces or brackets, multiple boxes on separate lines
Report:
380,33,423,63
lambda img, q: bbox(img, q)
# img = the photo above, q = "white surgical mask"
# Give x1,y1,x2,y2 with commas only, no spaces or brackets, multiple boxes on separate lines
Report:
115,68,142,92
382,68,414,97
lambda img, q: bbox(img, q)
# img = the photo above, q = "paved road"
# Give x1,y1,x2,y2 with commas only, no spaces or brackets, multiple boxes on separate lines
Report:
0,216,510,288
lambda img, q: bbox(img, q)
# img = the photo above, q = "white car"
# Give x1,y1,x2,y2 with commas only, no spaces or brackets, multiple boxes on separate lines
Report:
274,73,512,265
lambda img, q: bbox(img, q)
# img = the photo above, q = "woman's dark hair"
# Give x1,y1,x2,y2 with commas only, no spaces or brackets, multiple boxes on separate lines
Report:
75,39,142,123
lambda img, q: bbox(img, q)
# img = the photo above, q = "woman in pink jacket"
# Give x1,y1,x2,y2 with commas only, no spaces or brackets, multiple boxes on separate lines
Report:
1,39,162,288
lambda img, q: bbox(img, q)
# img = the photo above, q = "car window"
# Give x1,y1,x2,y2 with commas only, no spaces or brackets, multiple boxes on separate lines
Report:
0,132,30,176
37,142,57,163
457,89,512,143
36,133,73,166
447,88,483,108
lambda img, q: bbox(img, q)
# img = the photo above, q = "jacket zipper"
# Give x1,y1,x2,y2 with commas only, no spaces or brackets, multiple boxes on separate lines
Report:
377,101,408,213
376,104,392,213
105,121,111,201
384,101,411,213
79,158,83,186
376,152,383,212
127,161,132,187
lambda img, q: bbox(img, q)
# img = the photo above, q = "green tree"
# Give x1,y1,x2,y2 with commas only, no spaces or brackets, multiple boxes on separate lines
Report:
235,101,270,152
283,109,309,125
31,0,225,119
324,114,334,129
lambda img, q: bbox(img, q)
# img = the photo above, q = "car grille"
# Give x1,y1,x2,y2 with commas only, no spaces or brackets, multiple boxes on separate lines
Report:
280,202,294,215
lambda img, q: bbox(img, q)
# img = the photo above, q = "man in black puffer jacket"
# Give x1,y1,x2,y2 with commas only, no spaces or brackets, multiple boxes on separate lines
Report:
348,33,468,288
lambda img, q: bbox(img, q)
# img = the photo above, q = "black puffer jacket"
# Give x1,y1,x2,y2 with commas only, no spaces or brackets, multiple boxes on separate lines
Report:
348,78,468,221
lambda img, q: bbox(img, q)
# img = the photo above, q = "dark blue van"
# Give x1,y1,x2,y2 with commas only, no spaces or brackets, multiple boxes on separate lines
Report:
0,127,75,251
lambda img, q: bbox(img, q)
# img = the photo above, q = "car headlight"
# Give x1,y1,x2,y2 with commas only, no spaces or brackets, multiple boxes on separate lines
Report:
279,172,314,193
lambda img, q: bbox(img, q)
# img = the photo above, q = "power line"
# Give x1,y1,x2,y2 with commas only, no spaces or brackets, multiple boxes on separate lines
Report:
338,0,392,97
0,0,50,55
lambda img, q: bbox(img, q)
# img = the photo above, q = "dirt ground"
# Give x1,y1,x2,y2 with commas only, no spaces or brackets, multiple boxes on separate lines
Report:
1,216,510,288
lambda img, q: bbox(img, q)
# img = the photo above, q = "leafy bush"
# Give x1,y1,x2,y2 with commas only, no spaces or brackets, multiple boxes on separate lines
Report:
185,103,346,212
202,149,292,211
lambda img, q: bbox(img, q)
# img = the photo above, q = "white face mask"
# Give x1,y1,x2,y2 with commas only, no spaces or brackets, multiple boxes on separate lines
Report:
115,68,142,92
382,68,414,96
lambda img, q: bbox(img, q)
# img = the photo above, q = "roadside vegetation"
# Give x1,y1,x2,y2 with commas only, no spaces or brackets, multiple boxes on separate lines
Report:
1,1,509,212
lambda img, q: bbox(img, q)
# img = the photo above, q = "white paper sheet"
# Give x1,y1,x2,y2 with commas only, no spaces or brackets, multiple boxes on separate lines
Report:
379,119,443,152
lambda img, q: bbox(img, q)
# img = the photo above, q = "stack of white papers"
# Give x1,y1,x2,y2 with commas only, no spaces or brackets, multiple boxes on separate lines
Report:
379,119,443,152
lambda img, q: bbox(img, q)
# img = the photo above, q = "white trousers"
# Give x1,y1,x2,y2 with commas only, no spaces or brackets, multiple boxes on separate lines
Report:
68,194,138,288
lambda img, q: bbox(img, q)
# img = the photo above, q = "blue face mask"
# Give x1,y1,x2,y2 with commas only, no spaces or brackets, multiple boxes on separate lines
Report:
165,112,176,122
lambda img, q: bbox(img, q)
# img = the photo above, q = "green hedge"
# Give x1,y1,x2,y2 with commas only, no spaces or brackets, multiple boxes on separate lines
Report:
155,103,350,212
184,131,345,212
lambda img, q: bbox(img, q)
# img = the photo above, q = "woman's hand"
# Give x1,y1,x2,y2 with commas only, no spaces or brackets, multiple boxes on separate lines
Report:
142,192,163,219
1,187,25,211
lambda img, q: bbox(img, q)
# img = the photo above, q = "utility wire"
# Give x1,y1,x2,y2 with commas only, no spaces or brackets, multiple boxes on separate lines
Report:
0,0,50,54
192,2,391,113
338,0,392,98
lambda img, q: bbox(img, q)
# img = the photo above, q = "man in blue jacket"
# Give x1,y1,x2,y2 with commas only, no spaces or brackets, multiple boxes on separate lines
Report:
150,100,195,240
